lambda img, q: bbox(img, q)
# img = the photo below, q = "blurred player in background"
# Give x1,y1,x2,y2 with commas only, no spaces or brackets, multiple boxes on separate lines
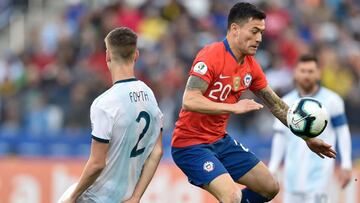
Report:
59,27,163,203
171,2,336,203
268,54,352,203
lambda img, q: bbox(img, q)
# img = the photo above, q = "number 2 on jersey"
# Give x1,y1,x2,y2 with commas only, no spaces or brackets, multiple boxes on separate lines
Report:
130,111,150,158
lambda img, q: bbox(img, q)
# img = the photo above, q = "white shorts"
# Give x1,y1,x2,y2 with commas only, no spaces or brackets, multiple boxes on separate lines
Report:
58,183,78,203
58,183,100,203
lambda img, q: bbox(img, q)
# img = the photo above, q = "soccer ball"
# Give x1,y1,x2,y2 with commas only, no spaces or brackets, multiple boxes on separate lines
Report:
287,97,328,138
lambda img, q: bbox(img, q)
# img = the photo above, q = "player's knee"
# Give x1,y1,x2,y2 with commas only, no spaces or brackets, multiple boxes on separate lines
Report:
220,189,242,203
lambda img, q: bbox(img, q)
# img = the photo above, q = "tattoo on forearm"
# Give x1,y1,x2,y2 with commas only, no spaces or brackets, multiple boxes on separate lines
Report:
185,76,209,93
256,87,289,126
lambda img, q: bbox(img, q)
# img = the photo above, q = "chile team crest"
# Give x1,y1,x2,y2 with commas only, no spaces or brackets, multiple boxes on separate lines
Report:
243,73,252,87
203,161,214,172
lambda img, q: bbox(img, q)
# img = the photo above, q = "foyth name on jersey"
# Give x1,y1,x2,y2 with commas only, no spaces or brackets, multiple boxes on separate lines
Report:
129,91,149,103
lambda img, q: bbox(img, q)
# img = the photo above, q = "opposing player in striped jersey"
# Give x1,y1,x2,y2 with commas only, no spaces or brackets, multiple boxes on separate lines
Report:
268,54,352,203
59,27,163,203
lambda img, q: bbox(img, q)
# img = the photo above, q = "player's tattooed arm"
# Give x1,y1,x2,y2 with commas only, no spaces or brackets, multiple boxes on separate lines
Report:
182,75,214,113
185,75,209,93
254,85,289,126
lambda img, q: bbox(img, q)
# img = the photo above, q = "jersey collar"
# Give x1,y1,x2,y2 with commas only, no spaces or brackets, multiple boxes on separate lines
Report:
223,38,237,61
114,78,138,85
297,85,322,98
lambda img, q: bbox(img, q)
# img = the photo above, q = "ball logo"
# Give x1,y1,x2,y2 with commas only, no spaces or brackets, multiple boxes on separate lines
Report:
193,62,208,75
243,73,252,87
291,114,312,129
203,161,214,172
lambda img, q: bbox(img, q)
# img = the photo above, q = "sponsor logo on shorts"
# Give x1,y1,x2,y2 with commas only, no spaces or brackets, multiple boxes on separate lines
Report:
203,161,215,172
234,139,249,152
240,143,249,152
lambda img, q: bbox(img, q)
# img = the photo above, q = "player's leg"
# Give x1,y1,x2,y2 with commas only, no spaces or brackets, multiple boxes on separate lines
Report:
171,143,241,203
218,135,279,202
236,161,279,199
202,173,242,203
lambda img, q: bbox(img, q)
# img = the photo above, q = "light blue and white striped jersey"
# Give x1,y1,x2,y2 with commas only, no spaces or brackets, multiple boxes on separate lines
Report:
78,78,163,203
271,87,351,193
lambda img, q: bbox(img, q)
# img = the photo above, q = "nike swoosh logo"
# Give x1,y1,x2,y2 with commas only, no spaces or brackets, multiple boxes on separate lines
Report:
219,74,230,79
292,114,312,125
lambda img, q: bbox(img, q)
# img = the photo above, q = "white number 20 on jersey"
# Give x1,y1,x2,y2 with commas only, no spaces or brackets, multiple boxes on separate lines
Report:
208,82,232,101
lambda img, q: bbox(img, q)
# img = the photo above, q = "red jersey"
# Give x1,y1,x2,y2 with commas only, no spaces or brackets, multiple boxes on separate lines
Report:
171,39,268,148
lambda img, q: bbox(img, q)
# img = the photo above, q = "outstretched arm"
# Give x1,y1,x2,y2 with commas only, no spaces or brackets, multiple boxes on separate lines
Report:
253,85,288,126
254,85,336,159
183,75,263,114
123,131,163,203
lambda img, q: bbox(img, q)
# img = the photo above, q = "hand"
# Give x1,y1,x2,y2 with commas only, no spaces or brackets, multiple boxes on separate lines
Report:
122,196,140,203
339,169,352,189
305,138,336,159
231,99,263,114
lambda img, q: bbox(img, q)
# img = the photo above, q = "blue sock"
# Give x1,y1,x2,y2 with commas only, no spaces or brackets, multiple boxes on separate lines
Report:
240,188,271,203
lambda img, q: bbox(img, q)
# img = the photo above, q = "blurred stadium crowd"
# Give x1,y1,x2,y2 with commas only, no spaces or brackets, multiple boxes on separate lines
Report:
0,0,359,140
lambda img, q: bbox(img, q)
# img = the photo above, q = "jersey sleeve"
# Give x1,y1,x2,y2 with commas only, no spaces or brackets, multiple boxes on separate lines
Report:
329,93,352,169
90,105,114,143
249,56,268,91
329,94,348,128
189,48,216,84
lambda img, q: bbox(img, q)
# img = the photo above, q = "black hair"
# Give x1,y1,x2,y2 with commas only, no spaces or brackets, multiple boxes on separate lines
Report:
298,54,318,64
227,2,266,30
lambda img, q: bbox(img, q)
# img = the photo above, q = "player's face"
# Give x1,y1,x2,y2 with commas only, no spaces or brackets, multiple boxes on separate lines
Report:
294,61,320,92
233,18,265,56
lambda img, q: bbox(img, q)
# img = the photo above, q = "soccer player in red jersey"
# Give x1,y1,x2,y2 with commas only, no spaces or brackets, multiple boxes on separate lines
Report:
171,2,336,203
